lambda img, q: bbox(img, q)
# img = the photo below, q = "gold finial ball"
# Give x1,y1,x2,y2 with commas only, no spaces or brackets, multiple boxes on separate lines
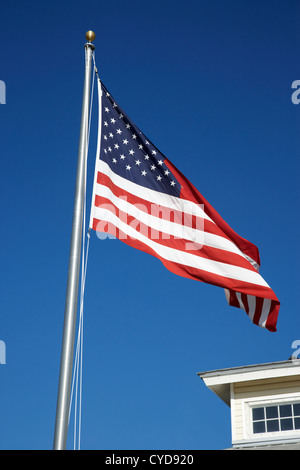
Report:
85,31,96,42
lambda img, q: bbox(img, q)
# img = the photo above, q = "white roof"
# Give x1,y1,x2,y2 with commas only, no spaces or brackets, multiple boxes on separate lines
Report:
198,359,300,406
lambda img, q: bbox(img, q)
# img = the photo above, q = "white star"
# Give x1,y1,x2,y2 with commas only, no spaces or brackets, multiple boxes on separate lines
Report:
129,149,135,155
157,175,162,181
144,154,150,160
104,121,108,127
126,165,131,170
152,150,157,155
104,149,107,154
109,132,114,138
135,159,141,166
126,123,131,129
113,102,117,108
145,140,150,145
110,118,116,124
119,113,124,119
116,129,122,135
170,180,176,186
141,170,147,176
114,143,119,149
132,134,137,140
112,158,117,163
120,154,126,160
158,159,163,166
123,139,129,145
108,147,112,152
138,144,143,150
106,92,110,97
164,170,170,176
104,135,108,140
150,164,156,170
105,107,109,113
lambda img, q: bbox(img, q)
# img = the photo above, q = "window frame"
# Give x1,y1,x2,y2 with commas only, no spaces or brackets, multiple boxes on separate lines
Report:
247,398,300,440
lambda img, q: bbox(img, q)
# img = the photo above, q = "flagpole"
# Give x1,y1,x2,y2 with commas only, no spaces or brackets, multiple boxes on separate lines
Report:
53,31,96,450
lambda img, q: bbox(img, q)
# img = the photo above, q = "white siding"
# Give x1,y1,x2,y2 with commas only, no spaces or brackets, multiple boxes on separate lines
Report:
231,376,300,443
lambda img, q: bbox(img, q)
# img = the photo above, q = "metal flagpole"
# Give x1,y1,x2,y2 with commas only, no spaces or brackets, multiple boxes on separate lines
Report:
53,31,96,450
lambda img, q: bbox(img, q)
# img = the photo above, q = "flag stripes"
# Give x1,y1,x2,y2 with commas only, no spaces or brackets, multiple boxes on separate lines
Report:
91,160,278,315
89,79,280,331
225,289,279,331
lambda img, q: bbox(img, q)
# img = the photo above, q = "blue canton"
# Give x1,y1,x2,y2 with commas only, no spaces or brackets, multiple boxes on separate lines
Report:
99,83,181,197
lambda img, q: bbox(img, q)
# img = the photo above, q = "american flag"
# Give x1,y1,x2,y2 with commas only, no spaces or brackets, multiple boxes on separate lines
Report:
89,79,280,332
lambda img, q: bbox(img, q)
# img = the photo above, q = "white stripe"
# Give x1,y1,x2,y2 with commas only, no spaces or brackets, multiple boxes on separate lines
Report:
259,298,271,327
236,292,246,312
93,207,270,288
247,295,257,321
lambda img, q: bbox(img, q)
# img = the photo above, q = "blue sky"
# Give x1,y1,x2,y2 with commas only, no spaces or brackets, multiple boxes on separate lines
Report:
0,0,299,450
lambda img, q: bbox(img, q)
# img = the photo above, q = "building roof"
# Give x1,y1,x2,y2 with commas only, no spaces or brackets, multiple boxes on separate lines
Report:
197,359,300,406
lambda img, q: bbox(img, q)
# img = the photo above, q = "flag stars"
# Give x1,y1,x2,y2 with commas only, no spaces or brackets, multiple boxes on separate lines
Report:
100,86,181,197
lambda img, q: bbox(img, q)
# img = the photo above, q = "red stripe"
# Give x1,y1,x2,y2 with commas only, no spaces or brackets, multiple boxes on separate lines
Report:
228,290,240,308
265,300,279,332
241,293,249,314
253,297,264,326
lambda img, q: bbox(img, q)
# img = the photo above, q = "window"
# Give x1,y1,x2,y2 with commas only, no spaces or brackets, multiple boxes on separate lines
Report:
252,403,300,434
